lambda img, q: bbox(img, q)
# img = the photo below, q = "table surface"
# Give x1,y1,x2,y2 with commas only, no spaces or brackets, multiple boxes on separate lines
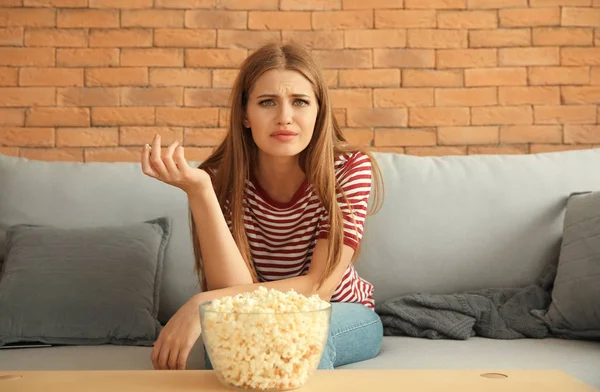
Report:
1,369,598,392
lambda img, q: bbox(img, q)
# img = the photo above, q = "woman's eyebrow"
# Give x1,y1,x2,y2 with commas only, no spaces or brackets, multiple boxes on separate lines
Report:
256,93,311,99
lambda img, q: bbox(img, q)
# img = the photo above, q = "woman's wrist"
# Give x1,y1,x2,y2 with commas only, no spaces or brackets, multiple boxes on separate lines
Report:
185,180,215,199
191,292,207,306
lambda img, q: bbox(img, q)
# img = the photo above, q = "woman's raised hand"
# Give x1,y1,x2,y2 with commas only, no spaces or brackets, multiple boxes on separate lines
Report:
141,133,211,195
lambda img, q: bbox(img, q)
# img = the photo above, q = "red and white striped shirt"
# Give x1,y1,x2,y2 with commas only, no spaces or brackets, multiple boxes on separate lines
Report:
239,151,375,309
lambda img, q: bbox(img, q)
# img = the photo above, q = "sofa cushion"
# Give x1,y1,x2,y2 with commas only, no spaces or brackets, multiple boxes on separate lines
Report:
0,337,597,389
356,148,600,305
0,340,206,371
0,218,170,346
341,337,600,389
542,191,600,339
0,154,201,324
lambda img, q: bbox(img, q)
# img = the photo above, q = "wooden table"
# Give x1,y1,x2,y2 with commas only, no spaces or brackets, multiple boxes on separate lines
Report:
1,369,598,391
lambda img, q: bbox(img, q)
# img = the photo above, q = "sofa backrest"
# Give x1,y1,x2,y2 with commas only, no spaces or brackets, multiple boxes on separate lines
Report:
355,149,600,305
2,148,600,320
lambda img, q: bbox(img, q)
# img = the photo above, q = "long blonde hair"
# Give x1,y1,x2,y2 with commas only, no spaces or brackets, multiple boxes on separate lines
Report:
193,41,383,292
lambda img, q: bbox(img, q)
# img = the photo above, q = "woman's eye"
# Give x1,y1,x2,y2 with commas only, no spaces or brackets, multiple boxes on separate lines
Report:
258,99,309,107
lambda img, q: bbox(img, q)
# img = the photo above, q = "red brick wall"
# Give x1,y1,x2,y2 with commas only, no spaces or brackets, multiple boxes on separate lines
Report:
0,0,599,162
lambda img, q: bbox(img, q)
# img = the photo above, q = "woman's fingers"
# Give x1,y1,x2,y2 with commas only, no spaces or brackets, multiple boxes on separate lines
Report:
152,337,191,370
157,341,172,370
149,298,201,371
167,346,181,370
163,140,180,176
176,341,194,370
173,145,188,173
151,340,162,370
141,134,194,192
141,144,157,178
150,134,169,179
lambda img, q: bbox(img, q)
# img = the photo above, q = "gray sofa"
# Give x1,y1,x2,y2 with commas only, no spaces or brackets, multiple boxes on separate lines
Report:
1,149,599,388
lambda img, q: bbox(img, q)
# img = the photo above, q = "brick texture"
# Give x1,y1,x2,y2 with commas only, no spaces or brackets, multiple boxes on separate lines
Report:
1,3,598,161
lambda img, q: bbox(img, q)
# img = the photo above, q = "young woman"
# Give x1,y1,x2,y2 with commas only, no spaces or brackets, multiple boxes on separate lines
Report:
141,42,384,371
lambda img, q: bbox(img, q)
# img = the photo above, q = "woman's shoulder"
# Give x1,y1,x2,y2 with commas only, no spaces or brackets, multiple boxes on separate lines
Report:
334,150,372,174
333,151,373,189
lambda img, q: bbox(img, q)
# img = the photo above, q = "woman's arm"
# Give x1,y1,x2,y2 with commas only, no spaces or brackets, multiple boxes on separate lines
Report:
141,134,253,291
151,237,353,371
188,239,355,306
188,186,254,291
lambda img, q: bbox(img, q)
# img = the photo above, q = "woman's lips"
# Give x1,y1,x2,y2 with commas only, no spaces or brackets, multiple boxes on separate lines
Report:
271,131,297,142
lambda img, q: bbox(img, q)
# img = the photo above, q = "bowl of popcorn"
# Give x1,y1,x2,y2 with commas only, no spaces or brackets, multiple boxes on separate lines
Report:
199,286,332,391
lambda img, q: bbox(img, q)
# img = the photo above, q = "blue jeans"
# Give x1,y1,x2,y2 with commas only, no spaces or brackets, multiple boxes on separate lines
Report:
204,302,383,370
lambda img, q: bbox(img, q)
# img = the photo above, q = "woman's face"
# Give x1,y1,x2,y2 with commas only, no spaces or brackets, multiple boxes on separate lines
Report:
243,69,318,160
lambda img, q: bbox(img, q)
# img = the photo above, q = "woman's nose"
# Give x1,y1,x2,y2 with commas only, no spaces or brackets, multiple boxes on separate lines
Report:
277,103,293,125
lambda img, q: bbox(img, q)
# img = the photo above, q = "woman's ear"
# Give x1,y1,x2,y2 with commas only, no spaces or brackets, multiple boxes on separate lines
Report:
243,116,250,129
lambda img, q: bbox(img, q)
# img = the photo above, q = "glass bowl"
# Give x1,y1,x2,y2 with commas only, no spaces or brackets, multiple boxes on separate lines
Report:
199,301,332,391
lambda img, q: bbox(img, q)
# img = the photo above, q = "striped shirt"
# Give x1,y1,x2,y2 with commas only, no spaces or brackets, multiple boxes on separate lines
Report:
238,151,375,309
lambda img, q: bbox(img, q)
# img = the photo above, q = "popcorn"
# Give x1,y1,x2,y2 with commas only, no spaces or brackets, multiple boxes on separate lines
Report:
200,287,331,391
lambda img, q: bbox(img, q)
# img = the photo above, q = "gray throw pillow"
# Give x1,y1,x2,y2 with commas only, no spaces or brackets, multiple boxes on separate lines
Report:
0,217,171,346
543,191,600,339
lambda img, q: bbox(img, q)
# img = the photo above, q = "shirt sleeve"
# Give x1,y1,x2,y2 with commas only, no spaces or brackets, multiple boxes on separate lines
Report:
316,152,373,251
